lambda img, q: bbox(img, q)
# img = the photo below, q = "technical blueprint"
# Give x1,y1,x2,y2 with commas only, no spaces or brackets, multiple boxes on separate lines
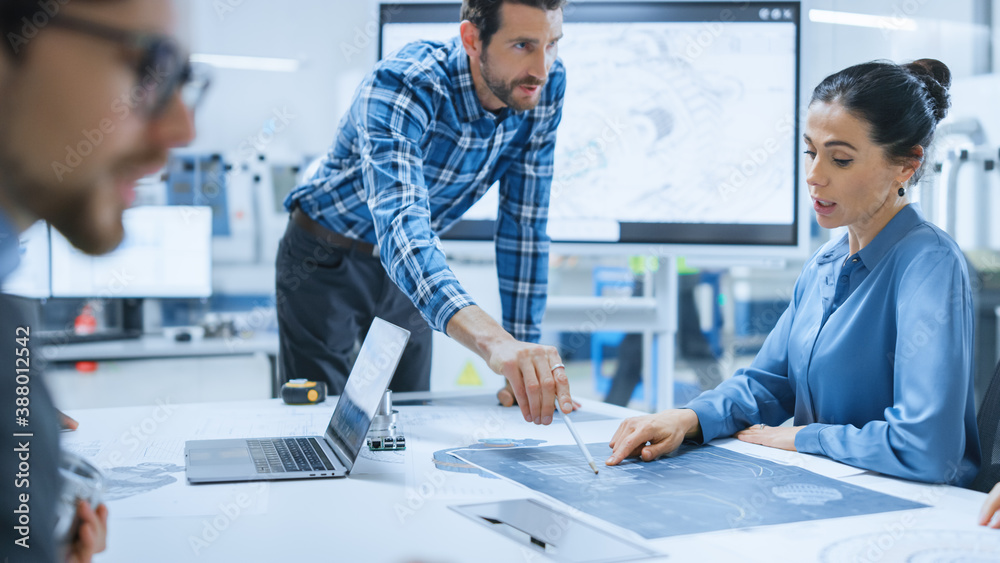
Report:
454,443,927,539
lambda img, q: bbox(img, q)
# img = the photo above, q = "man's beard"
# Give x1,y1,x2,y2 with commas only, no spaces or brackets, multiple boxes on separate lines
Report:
48,193,126,255
480,53,546,112
0,144,126,256
0,75,132,256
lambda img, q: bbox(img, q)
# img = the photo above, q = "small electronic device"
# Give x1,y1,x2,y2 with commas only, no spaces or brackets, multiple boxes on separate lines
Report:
281,379,327,404
366,390,405,451
55,450,105,548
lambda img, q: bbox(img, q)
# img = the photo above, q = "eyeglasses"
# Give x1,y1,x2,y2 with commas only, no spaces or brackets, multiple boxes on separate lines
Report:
47,14,210,118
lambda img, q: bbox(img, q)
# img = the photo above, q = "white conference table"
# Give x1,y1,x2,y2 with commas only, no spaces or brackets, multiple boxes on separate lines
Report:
62,391,998,563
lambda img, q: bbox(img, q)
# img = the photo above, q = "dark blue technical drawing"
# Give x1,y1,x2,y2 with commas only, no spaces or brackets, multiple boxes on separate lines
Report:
454,443,927,539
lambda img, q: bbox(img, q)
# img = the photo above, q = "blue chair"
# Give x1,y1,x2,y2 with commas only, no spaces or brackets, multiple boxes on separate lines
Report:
971,358,1000,492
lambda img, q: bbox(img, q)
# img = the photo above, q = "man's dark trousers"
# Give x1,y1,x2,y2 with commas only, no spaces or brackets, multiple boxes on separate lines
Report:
276,218,432,394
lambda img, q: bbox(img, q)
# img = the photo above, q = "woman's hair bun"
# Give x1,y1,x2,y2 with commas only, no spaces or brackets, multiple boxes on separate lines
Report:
905,58,951,122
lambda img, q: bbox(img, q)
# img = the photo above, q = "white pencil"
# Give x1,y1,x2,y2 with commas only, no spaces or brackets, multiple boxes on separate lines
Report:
557,400,599,474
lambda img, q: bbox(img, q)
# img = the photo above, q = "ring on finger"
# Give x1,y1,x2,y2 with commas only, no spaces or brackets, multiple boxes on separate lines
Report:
551,363,566,372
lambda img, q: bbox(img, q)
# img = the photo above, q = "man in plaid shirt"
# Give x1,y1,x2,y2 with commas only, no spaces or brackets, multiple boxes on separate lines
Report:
278,0,573,425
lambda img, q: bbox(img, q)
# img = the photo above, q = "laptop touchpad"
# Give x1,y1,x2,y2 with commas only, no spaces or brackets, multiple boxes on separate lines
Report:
190,446,251,466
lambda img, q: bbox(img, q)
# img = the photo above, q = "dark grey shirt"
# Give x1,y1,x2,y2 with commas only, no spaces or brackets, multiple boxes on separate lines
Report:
1,211,61,562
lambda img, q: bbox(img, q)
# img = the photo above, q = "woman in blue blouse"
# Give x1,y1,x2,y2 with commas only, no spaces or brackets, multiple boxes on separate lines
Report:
605,58,981,487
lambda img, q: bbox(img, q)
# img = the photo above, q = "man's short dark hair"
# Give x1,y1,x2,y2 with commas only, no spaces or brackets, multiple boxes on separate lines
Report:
0,0,39,57
1,0,114,59
461,0,567,49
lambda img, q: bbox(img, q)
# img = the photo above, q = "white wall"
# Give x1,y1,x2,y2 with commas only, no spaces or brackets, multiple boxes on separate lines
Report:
800,1,994,248
181,0,384,158
804,0,985,79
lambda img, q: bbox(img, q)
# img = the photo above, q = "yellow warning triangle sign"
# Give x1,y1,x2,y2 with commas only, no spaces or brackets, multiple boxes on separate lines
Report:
456,360,483,387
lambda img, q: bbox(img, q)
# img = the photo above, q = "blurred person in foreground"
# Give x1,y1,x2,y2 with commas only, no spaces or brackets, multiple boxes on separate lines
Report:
0,0,198,560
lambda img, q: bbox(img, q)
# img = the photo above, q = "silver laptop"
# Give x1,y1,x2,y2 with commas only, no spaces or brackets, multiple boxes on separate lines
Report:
184,317,409,483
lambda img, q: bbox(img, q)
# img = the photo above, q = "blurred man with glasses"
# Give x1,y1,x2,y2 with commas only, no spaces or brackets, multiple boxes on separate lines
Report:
0,0,200,561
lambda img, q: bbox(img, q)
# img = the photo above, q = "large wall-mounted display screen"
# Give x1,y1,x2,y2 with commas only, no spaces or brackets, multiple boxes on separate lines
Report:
380,2,801,248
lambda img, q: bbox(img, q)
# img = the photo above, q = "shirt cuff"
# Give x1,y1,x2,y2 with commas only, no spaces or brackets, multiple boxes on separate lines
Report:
684,399,724,444
794,423,830,455
428,287,477,335
504,321,540,344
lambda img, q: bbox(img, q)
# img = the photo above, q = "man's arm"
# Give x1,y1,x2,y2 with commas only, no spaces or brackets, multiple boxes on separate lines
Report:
447,305,571,424
486,61,568,424
354,65,571,425
354,67,477,335
494,63,564,345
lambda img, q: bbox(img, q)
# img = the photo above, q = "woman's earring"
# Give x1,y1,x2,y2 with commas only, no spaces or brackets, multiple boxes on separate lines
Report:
897,185,906,197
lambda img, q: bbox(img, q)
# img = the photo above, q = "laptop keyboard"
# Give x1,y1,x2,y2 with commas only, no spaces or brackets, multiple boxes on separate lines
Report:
247,438,335,474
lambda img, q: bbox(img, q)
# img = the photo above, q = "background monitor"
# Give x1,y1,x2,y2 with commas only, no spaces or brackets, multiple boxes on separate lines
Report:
1,220,51,299
379,1,802,249
50,206,213,299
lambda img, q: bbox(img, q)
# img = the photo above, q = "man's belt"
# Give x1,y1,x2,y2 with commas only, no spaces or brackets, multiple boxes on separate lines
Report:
291,208,378,257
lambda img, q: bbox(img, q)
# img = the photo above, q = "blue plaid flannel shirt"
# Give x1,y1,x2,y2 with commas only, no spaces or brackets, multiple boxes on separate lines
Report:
285,37,566,342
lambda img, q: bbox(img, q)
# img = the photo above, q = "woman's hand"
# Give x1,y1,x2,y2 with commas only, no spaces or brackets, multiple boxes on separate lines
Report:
734,424,803,451
606,409,701,465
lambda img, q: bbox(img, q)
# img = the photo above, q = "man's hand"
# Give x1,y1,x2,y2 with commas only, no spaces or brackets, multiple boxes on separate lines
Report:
980,482,1000,528
733,424,803,452
59,410,79,431
66,500,108,563
497,380,517,408
487,338,570,425
606,409,701,465
497,380,580,412
447,306,572,425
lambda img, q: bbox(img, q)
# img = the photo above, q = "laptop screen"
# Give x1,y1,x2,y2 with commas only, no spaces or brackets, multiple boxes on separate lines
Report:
325,318,410,469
